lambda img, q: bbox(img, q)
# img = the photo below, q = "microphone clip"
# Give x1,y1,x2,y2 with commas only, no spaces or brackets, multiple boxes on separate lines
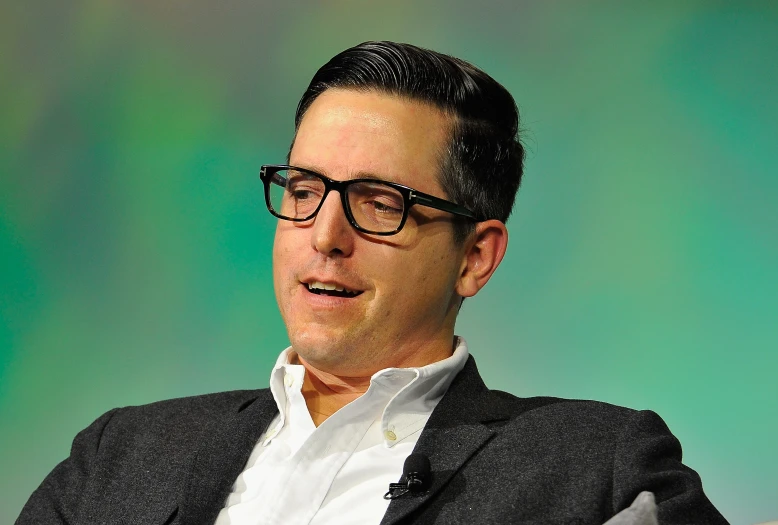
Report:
383,473,427,500
385,453,432,500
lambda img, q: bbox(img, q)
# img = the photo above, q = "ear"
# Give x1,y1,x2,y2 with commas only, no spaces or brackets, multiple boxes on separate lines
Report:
455,220,509,298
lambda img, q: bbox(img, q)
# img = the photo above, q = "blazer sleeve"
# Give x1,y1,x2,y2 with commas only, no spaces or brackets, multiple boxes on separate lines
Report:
16,408,121,525
611,409,729,525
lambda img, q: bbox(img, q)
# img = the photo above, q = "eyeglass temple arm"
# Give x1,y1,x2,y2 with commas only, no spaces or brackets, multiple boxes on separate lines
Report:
410,191,478,220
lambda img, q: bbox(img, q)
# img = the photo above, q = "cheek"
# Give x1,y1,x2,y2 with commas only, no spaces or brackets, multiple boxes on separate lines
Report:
381,251,449,301
273,224,299,261
273,229,297,293
418,249,461,300
272,238,283,284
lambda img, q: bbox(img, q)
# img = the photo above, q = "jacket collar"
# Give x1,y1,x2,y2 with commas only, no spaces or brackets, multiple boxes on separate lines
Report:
178,389,278,525
379,354,511,525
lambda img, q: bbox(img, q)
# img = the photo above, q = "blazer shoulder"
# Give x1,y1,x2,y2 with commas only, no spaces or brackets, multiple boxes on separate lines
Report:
103,388,272,436
125,388,270,414
489,389,638,416
486,389,655,434
453,355,643,430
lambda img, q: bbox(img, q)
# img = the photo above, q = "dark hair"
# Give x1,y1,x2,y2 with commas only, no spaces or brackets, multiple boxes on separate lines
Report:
292,41,525,242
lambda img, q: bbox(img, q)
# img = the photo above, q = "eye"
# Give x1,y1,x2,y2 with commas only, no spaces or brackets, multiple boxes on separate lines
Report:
369,199,403,214
349,182,404,213
291,188,317,200
287,178,323,201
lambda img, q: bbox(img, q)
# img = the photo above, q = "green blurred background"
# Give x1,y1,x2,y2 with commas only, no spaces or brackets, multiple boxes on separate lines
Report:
1,1,776,523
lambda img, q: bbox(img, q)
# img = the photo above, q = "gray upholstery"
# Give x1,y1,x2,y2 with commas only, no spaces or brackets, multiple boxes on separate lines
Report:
603,492,658,525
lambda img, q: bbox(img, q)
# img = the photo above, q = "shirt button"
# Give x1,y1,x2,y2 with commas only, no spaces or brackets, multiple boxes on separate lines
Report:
384,430,397,441
262,428,277,446
284,374,294,387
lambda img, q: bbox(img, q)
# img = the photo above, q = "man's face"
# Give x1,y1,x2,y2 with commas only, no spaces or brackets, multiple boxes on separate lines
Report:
272,89,467,376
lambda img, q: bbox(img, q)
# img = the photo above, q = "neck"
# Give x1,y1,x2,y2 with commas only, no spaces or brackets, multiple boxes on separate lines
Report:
290,334,458,426
293,353,373,426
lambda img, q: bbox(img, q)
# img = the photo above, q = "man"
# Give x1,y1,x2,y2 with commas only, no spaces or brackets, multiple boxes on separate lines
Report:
18,41,728,524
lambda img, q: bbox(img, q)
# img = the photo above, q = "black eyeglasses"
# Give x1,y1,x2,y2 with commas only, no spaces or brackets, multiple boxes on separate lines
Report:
259,165,478,235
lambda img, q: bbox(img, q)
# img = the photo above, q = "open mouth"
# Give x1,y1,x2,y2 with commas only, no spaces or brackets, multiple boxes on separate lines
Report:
305,281,363,298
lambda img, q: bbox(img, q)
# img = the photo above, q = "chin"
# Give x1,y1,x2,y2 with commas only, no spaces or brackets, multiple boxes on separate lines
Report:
290,333,341,360
296,349,353,373
291,338,369,374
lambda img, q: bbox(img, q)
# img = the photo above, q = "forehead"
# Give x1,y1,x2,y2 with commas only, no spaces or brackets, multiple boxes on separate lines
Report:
290,89,451,193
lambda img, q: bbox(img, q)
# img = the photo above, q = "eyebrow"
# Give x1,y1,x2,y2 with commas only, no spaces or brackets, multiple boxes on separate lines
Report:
292,163,396,183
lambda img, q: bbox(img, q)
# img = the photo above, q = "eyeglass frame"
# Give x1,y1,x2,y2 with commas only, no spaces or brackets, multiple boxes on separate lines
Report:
259,164,479,236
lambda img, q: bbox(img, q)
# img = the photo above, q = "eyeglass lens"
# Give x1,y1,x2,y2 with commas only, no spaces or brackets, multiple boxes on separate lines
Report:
268,169,406,233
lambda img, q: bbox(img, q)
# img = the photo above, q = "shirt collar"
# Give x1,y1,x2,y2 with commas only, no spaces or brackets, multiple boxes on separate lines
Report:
267,337,470,446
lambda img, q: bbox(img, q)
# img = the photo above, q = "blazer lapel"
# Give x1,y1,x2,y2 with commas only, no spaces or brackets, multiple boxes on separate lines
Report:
178,389,279,525
380,356,509,525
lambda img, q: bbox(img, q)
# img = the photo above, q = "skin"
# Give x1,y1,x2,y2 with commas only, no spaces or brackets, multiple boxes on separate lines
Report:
272,89,508,425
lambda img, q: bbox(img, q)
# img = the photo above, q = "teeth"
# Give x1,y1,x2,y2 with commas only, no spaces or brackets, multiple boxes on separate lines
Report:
307,281,356,294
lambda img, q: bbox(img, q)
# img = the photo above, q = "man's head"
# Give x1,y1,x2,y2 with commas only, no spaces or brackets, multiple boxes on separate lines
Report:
292,41,525,243
271,41,524,376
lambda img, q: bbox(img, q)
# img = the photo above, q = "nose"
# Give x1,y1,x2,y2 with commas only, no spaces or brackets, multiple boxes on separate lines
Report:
311,190,355,257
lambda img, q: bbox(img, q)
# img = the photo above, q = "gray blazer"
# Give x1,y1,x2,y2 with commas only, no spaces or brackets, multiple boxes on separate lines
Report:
17,356,728,524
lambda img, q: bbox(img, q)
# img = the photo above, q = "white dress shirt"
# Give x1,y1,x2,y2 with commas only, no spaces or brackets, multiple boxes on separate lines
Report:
213,338,469,525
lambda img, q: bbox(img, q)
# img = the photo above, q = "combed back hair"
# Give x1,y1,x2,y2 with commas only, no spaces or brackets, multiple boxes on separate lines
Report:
292,41,525,243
